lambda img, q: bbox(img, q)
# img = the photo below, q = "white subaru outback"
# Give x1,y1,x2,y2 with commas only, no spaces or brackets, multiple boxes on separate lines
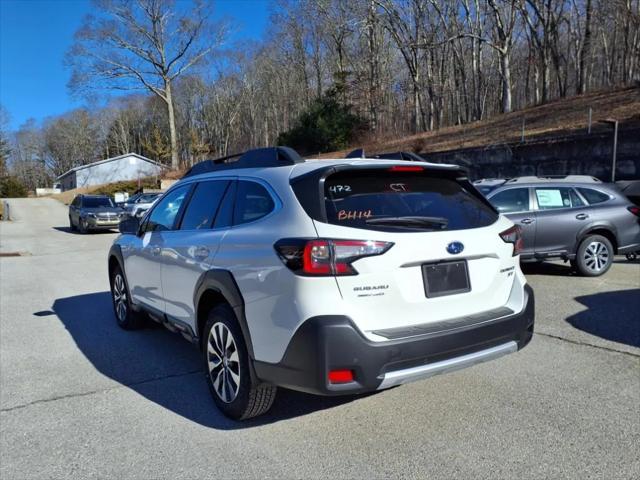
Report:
108,147,535,420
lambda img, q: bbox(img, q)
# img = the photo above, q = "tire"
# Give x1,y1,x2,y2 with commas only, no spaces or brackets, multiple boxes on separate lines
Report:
110,265,145,329
69,216,76,232
78,218,88,234
626,252,638,261
574,234,614,277
203,304,277,420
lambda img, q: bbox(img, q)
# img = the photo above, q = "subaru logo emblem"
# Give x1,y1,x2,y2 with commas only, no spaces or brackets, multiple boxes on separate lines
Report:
447,241,464,255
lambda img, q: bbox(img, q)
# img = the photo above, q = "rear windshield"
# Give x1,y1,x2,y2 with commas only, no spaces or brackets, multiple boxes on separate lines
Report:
83,197,114,208
324,172,497,231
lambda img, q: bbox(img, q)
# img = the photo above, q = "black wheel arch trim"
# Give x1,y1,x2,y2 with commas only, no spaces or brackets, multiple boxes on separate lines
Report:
108,244,125,279
193,269,254,359
576,222,619,252
107,244,140,314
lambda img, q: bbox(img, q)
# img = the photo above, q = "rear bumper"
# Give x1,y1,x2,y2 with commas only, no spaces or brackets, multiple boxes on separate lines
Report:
254,284,535,395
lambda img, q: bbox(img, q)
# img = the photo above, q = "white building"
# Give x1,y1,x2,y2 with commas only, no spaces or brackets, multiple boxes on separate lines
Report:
56,153,166,191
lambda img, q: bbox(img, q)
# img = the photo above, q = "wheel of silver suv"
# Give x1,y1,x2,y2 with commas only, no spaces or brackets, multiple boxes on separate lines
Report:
110,265,145,329
202,304,277,420
113,273,128,323
575,234,613,277
207,322,241,403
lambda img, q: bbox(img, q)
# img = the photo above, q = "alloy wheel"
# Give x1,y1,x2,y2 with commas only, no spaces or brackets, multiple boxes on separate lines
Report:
207,322,241,403
113,273,128,322
583,241,610,273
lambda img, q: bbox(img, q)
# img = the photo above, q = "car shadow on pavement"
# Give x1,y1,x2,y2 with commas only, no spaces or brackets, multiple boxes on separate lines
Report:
565,289,640,348
51,292,363,429
520,261,577,276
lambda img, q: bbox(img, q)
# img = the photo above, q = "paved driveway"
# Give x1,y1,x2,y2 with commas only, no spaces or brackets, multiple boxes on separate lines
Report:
1,198,639,479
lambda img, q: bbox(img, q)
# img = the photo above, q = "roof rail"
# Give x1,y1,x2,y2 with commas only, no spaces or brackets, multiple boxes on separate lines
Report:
345,148,426,162
182,146,305,178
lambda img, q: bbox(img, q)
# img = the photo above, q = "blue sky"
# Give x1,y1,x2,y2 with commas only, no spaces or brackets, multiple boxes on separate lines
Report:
0,0,270,131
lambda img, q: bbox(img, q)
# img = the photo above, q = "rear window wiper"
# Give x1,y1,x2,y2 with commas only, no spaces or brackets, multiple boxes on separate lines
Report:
365,216,449,229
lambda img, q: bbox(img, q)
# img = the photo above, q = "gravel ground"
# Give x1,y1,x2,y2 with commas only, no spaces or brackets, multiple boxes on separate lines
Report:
1,197,638,479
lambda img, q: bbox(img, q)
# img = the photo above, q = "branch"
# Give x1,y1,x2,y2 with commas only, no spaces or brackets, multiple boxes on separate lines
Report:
84,49,167,101
409,33,503,52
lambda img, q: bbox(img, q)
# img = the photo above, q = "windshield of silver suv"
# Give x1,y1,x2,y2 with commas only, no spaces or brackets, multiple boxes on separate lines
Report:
83,196,115,208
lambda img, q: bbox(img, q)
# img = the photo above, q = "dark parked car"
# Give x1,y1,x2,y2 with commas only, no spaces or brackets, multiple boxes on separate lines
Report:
68,194,125,233
485,176,640,276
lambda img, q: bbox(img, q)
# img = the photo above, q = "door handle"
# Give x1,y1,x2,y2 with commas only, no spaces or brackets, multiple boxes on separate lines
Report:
576,213,589,220
521,218,535,225
194,246,210,259
151,246,161,256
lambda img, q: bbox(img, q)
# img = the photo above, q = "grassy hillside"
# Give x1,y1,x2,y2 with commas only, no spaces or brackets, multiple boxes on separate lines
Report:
318,86,640,159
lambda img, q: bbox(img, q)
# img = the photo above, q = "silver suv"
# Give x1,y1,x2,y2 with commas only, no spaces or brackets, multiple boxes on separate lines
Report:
486,176,640,276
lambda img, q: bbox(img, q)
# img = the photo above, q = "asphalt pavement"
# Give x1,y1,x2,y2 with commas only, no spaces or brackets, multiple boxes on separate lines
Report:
1,198,639,479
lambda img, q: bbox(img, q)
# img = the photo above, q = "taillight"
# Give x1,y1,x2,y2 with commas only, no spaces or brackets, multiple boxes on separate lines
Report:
275,238,394,276
628,206,640,217
500,225,523,256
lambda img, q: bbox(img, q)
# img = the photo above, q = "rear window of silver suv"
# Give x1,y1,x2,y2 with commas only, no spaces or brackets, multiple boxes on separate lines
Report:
577,188,610,204
324,171,497,232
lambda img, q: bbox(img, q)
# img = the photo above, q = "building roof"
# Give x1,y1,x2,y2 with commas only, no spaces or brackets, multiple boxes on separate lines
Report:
56,153,166,180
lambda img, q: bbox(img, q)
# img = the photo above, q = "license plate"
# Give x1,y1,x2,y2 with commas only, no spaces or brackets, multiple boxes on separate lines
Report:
422,260,470,298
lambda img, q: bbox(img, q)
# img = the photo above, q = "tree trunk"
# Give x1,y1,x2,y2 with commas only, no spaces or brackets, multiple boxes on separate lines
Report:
578,0,593,94
413,78,421,133
500,49,512,113
165,80,179,169
541,50,550,102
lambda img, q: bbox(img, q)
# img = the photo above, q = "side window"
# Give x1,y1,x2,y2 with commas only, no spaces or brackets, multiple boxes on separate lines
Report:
577,188,610,205
213,181,236,229
145,185,190,232
569,189,585,207
489,188,530,213
179,180,229,230
535,187,583,210
233,181,275,225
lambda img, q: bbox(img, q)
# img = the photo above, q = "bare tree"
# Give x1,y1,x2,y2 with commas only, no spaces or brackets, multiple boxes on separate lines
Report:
577,0,593,94
43,109,99,176
12,120,50,190
67,0,225,169
376,0,430,132
486,0,518,113
0,105,11,177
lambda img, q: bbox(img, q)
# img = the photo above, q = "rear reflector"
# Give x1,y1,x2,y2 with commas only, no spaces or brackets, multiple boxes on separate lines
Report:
500,225,524,256
328,369,354,384
628,206,640,217
388,165,424,172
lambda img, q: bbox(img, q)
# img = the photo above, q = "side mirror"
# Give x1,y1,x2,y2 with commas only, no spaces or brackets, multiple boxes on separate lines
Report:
119,216,140,235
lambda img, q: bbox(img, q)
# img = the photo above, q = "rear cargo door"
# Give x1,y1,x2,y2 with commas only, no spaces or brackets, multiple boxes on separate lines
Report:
312,167,519,334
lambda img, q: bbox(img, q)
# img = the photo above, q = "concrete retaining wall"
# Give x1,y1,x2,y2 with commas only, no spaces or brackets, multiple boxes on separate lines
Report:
422,127,640,181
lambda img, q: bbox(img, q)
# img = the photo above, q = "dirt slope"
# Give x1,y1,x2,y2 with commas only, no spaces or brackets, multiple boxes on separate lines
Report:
319,86,640,159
